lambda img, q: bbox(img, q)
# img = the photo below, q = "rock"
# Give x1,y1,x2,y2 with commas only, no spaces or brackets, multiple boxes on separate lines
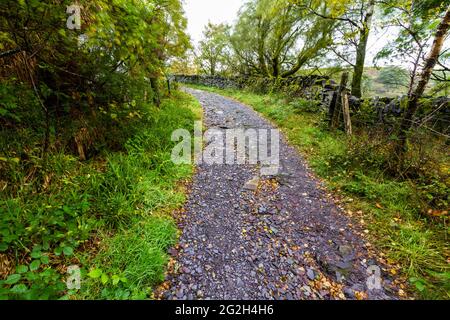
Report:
243,177,259,191
181,267,191,274
302,285,312,297
336,271,345,283
338,245,353,257
307,268,316,280
176,288,184,298
197,290,204,298
335,260,352,271
344,288,355,299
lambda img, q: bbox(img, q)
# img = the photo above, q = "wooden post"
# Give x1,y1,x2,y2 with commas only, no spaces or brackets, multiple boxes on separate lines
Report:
329,72,349,130
167,77,171,95
341,89,352,135
328,91,338,128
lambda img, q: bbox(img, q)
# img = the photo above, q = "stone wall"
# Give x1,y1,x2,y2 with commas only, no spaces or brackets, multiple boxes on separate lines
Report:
172,74,449,132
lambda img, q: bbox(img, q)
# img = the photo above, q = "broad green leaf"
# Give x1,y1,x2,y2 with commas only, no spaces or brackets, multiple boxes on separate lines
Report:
88,268,102,279
101,273,109,285
40,255,50,264
16,265,28,274
54,247,63,256
5,274,21,285
31,250,42,259
10,284,27,294
112,275,120,286
63,246,74,256
29,260,41,272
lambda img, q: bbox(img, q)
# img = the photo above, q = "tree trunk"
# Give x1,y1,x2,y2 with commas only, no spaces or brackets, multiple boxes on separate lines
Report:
272,57,280,78
257,17,269,76
150,77,160,107
350,0,375,98
351,34,368,98
396,7,450,156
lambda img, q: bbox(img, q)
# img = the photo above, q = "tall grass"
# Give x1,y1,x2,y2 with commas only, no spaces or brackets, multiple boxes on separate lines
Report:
0,91,201,299
78,91,201,299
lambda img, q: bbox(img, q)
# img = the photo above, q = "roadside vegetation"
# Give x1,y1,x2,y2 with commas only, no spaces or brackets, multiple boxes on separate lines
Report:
189,83,449,300
0,0,197,299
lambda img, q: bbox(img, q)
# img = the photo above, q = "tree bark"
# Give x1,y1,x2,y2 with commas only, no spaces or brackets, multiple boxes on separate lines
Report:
257,17,270,76
350,0,375,98
150,77,161,107
396,7,450,156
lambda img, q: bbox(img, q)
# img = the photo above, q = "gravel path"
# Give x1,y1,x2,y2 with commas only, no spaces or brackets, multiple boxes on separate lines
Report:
158,88,400,300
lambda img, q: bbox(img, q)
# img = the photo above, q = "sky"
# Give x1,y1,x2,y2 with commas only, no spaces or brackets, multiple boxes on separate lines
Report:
183,0,243,45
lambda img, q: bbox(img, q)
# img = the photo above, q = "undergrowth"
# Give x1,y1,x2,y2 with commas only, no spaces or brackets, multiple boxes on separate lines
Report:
0,91,201,300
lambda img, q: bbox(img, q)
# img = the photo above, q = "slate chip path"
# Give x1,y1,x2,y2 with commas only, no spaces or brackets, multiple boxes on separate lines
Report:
160,88,400,300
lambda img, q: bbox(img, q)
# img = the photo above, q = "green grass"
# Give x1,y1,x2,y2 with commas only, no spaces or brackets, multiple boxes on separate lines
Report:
80,216,177,300
78,91,201,299
188,84,449,300
0,90,201,300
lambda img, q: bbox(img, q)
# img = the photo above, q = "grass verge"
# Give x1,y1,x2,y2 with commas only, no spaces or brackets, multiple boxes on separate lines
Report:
0,90,201,300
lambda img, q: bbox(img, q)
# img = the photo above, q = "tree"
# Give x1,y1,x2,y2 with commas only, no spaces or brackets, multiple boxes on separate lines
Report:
0,0,190,156
377,66,409,89
230,0,335,78
376,1,450,96
396,5,450,157
196,22,231,76
306,0,375,98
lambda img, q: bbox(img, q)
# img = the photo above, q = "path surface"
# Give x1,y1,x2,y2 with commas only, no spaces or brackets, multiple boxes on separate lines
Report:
159,88,399,300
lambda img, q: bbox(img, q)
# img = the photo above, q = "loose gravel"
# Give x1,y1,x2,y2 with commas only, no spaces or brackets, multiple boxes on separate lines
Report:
159,88,400,300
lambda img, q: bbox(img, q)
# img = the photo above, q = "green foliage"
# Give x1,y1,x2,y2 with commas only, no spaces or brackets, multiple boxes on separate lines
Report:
1,0,195,300
375,0,449,82
0,91,200,299
228,0,335,77
0,267,67,300
377,66,409,89
196,23,231,76
82,216,177,299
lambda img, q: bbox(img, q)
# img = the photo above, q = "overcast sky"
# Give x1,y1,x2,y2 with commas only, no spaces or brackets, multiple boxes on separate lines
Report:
183,0,243,44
